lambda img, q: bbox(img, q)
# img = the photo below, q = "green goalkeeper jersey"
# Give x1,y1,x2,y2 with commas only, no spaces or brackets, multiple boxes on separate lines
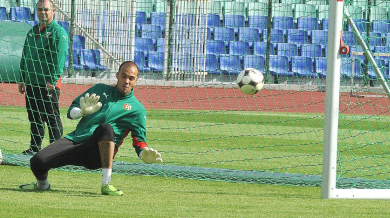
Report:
65,84,148,154
19,19,69,88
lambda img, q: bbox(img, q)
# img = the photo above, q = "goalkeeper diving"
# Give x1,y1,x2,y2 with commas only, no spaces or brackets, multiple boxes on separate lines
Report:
19,61,162,196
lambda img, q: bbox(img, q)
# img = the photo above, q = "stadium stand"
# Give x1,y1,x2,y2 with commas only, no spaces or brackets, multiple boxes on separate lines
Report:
148,51,165,72
371,20,390,33
276,43,298,61
263,29,284,43
238,27,261,48
273,16,294,35
80,49,107,72
206,40,227,56
243,55,265,72
291,56,316,78
213,27,235,46
219,54,242,75
224,14,245,36
135,38,155,56
269,55,295,77
248,15,268,30
254,41,275,55
286,29,309,45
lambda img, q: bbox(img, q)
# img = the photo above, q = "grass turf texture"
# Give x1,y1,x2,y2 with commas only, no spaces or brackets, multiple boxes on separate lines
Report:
1,165,390,218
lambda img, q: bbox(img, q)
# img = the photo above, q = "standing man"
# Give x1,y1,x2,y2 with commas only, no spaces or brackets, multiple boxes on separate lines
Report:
19,61,163,196
18,0,69,155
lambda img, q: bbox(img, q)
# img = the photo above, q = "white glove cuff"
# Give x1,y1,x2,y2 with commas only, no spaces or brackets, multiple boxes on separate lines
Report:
70,107,82,119
138,150,143,159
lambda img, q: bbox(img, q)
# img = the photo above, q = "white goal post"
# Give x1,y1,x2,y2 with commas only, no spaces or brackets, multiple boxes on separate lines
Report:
321,0,390,199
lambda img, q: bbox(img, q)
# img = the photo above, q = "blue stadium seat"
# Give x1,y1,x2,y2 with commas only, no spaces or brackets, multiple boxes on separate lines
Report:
219,55,243,75
148,51,165,72
321,18,329,30
300,44,323,61
276,43,298,61
263,29,284,43
238,27,261,48
269,55,295,77
273,16,294,35
343,31,358,46
65,49,84,70
197,54,221,75
156,38,165,52
311,30,328,51
297,17,319,34
224,14,245,35
291,56,316,77
362,32,383,47
0,7,9,21
315,57,327,78
276,43,297,55
150,12,166,32
206,40,227,56
131,51,151,72
371,20,390,34
141,24,163,44
135,38,155,56
134,11,147,34
200,13,221,29
244,55,265,72
73,35,86,51
340,59,364,79
374,46,390,65
57,21,70,34
80,49,107,71
213,27,235,46
254,41,275,55
10,7,31,22
286,29,309,45
366,58,389,79
347,18,368,33
248,15,268,31
229,41,250,58
385,33,390,46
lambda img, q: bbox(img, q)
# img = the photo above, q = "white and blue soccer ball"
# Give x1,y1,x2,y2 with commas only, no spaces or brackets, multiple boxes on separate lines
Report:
236,68,264,95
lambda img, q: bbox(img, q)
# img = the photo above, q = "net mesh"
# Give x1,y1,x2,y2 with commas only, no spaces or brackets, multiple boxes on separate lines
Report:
1,0,390,188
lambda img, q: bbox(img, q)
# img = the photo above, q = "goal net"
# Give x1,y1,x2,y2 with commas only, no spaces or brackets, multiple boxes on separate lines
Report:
1,0,390,196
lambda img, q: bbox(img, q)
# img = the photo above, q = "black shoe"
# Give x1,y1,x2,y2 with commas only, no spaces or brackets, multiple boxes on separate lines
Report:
22,148,39,156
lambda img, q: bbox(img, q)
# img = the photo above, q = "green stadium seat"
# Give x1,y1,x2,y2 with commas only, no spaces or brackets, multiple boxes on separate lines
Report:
369,6,388,21
136,0,154,18
305,0,328,5
317,5,329,21
247,2,268,17
208,1,223,18
344,5,365,20
272,3,293,18
224,1,246,16
280,0,305,3
293,4,317,21
155,1,167,13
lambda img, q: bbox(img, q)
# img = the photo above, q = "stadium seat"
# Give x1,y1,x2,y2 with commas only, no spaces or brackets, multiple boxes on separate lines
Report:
269,55,295,77
315,57,327,78
281,0,304,3
306,0,328,5
141,24,163,44
199,13,221,31
254,41,275,55
272,3,293,18
291,56,316,77
286,29,309,46
213,27,235,46
243,55,265,72
136,0,154,17
206,40,227,56
374,46,390,65
10,7,31,22
297,17,319,34
371,20,390,34
73,35,86,51
342,31,357,46
229,41,251,59
224,1,246,16
155,1,166,13
248,15,268,31
276,43,298,62
57,21,70,34
366,58,389,79
238,27,261,48
318,5,330,22
300,44,323,61
80,49,107,71
197,54,221,75
310,30,328,52
124,50,150,72
321,18,329,30
263,29,284,43
369,6,388,21
293,4,317,21
340,59,364,79
362,32,383,47
247,2,268,16
135,38,155,56
150,12,166,32
156,38,165,52
344,6,364,20
224,14,245,36
219,55,243,75
148,51,165,72
385,33,390,46
0,7,9,21
65,49,84,70
134,11,147,33
208,1,223,17
273,16,294,35
347,18,368,33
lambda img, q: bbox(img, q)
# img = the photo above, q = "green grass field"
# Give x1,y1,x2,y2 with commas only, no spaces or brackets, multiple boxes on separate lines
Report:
1,165,390,218
1,106,390,217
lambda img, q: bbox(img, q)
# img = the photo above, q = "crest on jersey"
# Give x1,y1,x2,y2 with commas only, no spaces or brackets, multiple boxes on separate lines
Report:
123,103,132,111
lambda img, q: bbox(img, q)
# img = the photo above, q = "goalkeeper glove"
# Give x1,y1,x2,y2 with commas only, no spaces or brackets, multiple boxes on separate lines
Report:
140,147,163,164
80,93,102,116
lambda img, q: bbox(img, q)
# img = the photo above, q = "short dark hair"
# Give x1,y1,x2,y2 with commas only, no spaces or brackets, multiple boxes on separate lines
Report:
37,0,54,9
118,61,139,73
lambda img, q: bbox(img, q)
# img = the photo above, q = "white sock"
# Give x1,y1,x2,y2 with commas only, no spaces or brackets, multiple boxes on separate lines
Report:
102,168,112,185
37,179,50,190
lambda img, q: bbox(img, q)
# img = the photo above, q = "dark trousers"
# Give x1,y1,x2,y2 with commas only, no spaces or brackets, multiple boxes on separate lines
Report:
30,123,115,176
25,85,63,151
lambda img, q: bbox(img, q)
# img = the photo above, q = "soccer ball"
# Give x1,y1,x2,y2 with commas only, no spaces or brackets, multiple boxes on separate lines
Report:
0,149,2,165
236,68,264,95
